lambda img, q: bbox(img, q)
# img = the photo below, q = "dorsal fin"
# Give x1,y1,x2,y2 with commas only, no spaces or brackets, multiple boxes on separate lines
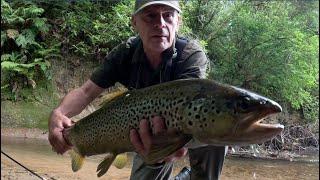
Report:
98,82,129,107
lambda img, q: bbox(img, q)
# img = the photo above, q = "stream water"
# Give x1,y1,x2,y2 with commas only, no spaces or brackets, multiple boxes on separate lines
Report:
1,136,319,180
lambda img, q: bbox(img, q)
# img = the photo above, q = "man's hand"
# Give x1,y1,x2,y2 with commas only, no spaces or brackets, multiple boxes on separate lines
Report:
48,109,74,154
129,116,188,163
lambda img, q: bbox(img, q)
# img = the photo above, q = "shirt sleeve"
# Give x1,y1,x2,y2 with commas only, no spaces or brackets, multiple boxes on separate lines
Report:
174,40,209,79
90,39,133,88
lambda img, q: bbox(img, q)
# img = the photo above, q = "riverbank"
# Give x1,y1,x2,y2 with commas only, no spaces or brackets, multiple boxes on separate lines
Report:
1,128,48,140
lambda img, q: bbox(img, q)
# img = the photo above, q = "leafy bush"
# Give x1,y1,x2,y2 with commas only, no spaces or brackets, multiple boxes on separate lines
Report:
1,0,59,100
59,0,134,60
183,1,319,122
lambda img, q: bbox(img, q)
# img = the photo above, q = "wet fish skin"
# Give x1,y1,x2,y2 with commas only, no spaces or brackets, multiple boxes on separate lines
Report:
63,78,283,177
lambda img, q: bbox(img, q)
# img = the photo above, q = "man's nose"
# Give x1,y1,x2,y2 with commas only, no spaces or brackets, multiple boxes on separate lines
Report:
154,15,166,28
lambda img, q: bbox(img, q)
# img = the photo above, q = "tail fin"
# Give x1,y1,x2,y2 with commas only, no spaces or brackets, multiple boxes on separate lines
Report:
69,149,85,172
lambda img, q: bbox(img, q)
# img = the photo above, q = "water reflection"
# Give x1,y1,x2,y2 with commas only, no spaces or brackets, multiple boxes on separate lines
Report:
1,136,319,180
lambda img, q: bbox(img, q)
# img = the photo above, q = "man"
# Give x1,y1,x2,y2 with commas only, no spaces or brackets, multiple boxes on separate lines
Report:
48,1,227,179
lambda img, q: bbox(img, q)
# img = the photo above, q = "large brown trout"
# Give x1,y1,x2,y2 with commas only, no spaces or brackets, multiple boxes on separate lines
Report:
63,79,283,177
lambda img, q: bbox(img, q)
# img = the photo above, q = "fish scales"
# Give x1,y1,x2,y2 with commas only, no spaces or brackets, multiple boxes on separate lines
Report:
71,80,199,155
63,79,284,177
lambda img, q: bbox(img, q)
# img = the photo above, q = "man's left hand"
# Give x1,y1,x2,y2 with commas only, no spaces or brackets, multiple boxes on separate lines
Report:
129,116,188,163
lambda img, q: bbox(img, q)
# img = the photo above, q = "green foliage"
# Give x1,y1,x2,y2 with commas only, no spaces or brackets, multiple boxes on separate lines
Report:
59,0,134,59
183,0,319,122
1,0,59,100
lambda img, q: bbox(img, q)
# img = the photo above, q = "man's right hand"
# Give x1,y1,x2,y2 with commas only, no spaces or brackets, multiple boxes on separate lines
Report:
48,109,74,154
48,80,104,155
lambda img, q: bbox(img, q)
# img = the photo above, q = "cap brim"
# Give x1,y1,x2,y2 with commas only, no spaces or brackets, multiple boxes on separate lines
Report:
133,1,181,15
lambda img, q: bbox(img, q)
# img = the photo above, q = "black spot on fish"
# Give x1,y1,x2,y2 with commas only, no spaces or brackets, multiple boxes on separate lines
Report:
204,109,208,113
195,115,200,119
188,121,193,126
194,107,197,111
216,109,220,114
188,112,192,116
177,99,184,104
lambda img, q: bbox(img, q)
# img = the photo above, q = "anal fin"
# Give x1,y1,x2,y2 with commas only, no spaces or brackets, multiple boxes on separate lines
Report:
96,153,116,177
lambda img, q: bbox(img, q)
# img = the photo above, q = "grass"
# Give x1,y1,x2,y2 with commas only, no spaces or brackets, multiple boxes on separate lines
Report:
1,81,60,130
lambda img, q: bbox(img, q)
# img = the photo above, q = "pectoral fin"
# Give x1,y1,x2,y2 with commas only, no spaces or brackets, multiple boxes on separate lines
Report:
69,149,84,172
96,153,116,177
144,130,192,164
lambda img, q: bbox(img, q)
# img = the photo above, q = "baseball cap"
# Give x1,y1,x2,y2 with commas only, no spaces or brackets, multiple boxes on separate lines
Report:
133,0,181,15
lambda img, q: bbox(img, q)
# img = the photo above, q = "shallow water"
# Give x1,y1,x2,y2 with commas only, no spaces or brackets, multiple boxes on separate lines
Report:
1,136,319,180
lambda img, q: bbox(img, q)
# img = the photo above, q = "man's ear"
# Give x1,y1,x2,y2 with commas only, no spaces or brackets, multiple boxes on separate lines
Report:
176,15,182,33
131,15,137,32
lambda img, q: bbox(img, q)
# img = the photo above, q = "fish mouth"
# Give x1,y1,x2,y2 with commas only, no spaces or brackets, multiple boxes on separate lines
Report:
236,120,284,144
232,98,284,145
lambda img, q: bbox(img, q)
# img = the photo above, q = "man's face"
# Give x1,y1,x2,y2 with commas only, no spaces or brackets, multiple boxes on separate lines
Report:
132,5,180,54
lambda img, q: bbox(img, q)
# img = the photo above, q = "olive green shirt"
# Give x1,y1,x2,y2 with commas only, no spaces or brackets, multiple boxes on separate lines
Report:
90,36,208,89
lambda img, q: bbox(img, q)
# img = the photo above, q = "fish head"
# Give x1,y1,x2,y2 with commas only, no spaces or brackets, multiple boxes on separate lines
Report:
221,86,283,145
184,81,283,146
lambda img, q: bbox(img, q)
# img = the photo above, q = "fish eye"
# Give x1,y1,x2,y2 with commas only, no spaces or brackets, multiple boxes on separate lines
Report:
237,96,250,112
